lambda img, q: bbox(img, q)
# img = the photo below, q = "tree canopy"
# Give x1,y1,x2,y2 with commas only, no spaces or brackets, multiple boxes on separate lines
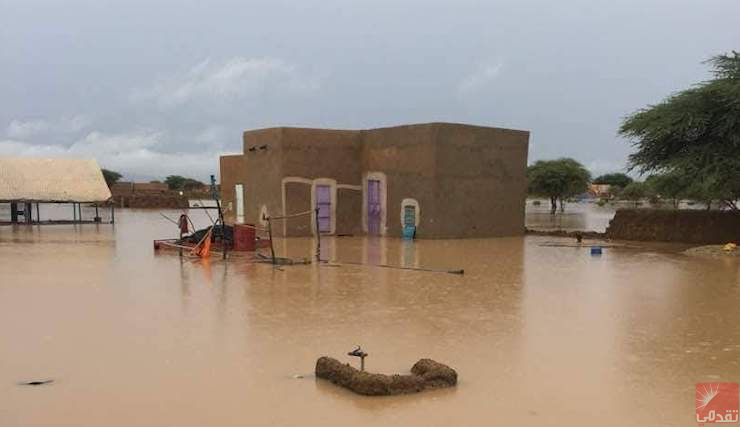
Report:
619,181,649,203
165,175,205,191
619,52,740,209
527,158,591,214
592,173,633,188
101,169,122,188
644,171,693,208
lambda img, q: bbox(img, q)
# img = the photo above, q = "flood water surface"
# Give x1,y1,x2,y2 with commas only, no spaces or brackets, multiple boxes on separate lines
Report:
1,210,739,426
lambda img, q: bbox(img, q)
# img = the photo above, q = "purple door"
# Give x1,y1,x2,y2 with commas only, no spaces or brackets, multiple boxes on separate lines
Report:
367,180,381,235
316,185,331,233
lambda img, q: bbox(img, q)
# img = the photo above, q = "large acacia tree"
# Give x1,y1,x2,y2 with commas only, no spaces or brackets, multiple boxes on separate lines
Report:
528,158,591,214
620,52,740,209
593,173,633,189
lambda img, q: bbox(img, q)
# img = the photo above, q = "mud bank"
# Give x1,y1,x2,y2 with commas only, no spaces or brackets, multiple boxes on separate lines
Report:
683,245,740,259
606,209,740,244
315,357,457,396
109,195,190,209
525,228,606,239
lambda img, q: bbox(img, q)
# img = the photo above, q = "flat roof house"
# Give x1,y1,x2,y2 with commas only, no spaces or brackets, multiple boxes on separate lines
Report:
220,122,529,238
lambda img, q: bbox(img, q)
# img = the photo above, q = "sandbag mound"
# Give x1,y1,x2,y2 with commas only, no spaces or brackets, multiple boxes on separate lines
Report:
315,356,456,396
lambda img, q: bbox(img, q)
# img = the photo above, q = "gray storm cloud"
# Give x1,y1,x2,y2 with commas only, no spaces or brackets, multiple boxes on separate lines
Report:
1,0,739,180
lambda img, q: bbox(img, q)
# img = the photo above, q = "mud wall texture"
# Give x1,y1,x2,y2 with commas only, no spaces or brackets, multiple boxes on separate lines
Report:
281,128,362,185
433,124,529,238
283,182,312,236
606,209,740,244
242,128,284,229
336,188,362,235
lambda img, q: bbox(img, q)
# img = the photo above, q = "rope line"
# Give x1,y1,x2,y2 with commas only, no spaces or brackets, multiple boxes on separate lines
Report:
267,210,315,221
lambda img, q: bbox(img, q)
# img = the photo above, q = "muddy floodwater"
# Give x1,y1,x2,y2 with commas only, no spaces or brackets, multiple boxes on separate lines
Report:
2,209,739,426
525,200,617,232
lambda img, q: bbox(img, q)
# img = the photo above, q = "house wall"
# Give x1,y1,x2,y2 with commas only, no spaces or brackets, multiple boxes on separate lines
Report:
219,154,247,223
221,122,529,238
281,128,362,185
283,181,312,236
362,124,439,237
433,124,529,237
336,187,362,235
242,128,284,230
280,128,363,236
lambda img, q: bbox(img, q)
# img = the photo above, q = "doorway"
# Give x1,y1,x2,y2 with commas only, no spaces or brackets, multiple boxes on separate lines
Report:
367,179,381,235
234,184,244,224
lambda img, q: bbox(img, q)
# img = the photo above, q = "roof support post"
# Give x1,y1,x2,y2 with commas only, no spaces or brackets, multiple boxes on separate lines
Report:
10,202,18,223
24,203,32,224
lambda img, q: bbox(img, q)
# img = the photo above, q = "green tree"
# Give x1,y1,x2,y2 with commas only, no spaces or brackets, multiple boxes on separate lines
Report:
619,52,740,210
165,175,204,191
527,158,591,214
101,169,122,188
619,181,648,206
592,173,633,189
645,171,692,208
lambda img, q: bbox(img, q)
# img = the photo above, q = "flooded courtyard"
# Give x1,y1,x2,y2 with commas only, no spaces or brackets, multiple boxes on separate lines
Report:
1,209,739,426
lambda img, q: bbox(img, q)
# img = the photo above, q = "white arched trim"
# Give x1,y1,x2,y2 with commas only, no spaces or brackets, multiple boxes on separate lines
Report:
400,198,420,227
362,171,388,235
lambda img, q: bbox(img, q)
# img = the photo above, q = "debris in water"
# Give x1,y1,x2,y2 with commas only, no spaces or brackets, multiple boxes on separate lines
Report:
18,379,54,386
315,356,457,396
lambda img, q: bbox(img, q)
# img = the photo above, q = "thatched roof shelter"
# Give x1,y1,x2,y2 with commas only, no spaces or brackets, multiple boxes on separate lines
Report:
0,157,111,203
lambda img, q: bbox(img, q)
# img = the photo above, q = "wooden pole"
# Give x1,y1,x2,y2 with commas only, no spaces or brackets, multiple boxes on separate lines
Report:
314,208,321,262
210,175,227,260
267,217,276,265
35,203,40,224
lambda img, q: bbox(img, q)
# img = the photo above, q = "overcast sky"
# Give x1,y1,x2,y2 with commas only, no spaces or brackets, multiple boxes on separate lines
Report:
1,0,738,181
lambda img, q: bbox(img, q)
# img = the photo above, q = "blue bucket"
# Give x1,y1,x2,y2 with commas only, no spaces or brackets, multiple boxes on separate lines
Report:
402,225,416,240
590,246,603,255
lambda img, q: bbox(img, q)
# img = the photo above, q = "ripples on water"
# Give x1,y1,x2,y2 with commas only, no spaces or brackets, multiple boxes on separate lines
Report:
1,209,738,426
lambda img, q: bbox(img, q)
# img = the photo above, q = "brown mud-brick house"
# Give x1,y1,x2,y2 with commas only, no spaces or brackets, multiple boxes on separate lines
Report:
219,122,529,238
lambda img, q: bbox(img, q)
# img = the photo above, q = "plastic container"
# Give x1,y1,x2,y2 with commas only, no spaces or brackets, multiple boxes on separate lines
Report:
402,225,416,240
233,224,256,251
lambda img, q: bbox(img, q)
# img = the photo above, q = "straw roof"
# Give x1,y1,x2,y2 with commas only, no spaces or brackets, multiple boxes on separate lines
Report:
0,157,112,202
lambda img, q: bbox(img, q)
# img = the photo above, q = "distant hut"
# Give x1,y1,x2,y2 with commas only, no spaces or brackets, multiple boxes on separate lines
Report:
0,157,113,224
